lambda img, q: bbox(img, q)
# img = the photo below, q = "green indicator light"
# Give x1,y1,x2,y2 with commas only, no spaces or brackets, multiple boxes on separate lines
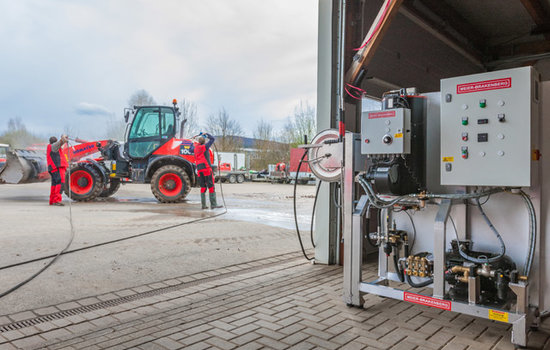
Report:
479,99,486,108
462,118,468,125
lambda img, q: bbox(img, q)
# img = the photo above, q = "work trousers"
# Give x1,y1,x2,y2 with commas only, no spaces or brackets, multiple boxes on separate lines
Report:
198,168,215,194
49,168,66,205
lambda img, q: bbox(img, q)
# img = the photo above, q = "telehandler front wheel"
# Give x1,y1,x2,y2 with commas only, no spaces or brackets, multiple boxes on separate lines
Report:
64,164,104,201
151,165,191,203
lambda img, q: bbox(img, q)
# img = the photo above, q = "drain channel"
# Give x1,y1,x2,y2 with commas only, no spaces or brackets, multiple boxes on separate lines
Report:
0,253,303,333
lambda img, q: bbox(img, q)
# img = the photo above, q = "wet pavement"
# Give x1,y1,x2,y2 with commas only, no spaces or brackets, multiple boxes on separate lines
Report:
0,182,316,315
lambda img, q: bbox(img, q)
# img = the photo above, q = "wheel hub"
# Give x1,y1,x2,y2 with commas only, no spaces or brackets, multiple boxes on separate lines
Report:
163,179,176,190
77,177,89,188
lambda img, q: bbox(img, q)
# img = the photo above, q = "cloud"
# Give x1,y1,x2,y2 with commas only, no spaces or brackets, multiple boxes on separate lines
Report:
0,0,318,138
75,102,113,116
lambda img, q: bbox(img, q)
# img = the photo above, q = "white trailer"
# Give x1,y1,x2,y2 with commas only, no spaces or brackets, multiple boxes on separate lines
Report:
214,152,248,183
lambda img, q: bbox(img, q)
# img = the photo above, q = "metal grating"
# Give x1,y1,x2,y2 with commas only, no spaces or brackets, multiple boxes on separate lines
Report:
0,253,302,333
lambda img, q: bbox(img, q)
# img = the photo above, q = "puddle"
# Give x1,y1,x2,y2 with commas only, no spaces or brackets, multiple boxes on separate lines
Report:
100,197,164,203
226,207,313,231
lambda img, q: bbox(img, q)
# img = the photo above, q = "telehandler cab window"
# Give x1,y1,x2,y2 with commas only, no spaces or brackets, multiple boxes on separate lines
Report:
128,107,162,158
160,108,175,138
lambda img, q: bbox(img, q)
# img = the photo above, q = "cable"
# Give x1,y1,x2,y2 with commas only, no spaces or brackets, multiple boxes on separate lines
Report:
310,180,322,248
293,150,314,261
353,0,392,51
333,182,342,209
0,140,228,283
517,190,536,277
358,176,503,209
405,273,433,288
393,251,404,283
345,86,362,100
0,140,76,298
345,84,367,100
404,210,416,251
448,199,506,264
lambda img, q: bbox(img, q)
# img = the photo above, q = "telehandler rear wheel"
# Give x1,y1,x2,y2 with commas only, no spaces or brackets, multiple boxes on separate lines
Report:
64,164,104,201
151,165,191,203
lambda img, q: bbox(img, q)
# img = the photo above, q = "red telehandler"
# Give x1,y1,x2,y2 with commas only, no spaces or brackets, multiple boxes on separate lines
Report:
0,100,211,203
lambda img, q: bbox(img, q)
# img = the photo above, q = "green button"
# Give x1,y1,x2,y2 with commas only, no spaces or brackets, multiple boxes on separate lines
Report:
479,100,486,108
462,119,468,125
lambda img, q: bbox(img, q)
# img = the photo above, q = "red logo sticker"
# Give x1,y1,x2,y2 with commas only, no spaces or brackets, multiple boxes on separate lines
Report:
404,292,452,311
456,78,511,94
368,111,396,119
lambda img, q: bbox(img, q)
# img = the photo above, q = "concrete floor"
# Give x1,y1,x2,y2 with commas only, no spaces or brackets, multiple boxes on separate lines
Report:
0,181,316,315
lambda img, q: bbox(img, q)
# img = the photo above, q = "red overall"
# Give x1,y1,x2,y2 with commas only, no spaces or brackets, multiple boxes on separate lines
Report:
46,144,67,205
194,143,215,194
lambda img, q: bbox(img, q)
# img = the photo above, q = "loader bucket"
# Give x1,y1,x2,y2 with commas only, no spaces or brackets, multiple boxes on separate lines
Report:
0,149,49,184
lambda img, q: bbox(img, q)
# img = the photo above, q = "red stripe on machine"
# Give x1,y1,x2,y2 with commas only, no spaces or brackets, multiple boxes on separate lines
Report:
404,292,451,311
456,78,511,94
368,111,396,119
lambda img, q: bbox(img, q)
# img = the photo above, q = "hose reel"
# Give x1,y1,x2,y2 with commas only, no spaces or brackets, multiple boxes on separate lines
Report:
306,129,343,183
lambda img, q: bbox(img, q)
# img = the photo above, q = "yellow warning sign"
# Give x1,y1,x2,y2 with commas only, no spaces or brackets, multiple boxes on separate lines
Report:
394,133,403,138
442,157,454,162
488,309,509,323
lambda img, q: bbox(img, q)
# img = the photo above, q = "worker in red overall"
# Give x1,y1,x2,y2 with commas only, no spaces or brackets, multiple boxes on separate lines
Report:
191,133,223,209
46,135,68,206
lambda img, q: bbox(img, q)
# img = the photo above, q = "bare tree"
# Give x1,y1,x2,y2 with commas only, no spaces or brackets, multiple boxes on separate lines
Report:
128,89,156,107
0,117,44,148
282,100,317,147
205,108,243,151
251,119,289,170
179,98,199,137
104,115,127,141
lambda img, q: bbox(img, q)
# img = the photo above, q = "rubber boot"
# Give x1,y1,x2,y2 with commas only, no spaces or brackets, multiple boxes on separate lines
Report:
209,192,223,209
200,192,208,209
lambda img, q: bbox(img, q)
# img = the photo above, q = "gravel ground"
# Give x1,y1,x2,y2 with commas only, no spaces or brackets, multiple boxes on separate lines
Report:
0,181,316,314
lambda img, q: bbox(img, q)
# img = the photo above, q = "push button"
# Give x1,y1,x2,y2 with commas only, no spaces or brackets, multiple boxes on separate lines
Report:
461,146,468,159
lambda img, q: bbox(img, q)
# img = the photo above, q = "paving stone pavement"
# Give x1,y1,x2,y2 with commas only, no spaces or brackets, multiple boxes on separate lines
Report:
0,252,549,350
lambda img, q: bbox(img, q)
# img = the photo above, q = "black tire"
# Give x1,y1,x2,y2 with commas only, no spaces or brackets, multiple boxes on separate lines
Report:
150,165,191,203
99,178,121,197
228,174,237,183
237,174,245,183
64,164,104,201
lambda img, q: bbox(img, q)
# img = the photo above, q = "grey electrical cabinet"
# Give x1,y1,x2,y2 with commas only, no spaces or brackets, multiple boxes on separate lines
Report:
361,108,411,155
440,67,540,186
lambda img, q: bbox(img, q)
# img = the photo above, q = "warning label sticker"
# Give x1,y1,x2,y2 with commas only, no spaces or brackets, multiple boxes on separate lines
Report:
457,78,511,94
368,111,396,119
488,309,509,323
394,133,403,138
442,157,454,162
404,292,452,311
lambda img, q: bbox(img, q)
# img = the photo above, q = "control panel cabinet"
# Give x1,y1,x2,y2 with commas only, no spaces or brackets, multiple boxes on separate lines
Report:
361,108,411,155
440,67,539,186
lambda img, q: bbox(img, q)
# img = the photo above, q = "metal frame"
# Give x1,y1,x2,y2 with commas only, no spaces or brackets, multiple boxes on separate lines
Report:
344,193,536,346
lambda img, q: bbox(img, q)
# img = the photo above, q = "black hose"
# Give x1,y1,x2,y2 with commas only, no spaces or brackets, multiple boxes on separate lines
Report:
393,251,404,283
405,274,433,288
0,139,80,299
454,198,505,264
293,150,314,261
310,180,321,248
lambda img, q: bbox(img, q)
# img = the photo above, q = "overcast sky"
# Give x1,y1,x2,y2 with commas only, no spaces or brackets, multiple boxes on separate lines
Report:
0,0,318,139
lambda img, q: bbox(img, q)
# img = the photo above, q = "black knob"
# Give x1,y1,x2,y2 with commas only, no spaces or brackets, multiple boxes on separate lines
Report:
382,135,393,144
